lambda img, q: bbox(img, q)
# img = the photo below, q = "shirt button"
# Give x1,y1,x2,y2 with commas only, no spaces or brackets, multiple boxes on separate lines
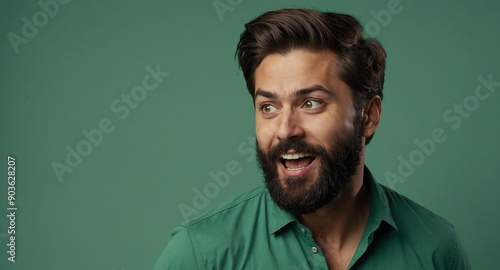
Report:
311,247,318,253
301,228,306,233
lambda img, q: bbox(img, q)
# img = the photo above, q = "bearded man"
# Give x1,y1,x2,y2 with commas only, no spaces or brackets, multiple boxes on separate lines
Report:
154,8,470,270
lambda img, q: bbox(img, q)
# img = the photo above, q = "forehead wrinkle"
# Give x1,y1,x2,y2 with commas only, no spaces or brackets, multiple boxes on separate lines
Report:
255,88,277,99
287,85,336,99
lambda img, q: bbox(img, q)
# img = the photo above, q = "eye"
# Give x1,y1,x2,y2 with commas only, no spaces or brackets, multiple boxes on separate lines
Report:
303,99,323,110
261,104,278,114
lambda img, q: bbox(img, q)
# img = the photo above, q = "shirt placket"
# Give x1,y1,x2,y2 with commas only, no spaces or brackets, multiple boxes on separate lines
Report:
293,223,329,270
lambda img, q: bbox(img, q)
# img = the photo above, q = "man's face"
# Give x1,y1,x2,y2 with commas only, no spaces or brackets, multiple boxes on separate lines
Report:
254,49,364,215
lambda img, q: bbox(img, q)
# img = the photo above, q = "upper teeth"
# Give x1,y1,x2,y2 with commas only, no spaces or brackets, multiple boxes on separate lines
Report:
281,153,311,160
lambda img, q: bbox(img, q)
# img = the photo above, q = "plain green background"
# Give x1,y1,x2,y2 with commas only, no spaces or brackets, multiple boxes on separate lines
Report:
1,0,499,269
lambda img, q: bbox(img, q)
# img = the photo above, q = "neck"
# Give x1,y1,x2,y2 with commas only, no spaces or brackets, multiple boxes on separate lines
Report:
297,162,371,249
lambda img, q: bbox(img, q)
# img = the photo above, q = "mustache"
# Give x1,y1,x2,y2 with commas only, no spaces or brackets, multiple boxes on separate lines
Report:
261,139,329,162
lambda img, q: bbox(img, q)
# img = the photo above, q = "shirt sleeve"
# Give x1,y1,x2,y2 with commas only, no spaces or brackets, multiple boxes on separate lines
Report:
449,231,471,270
153,225,201,270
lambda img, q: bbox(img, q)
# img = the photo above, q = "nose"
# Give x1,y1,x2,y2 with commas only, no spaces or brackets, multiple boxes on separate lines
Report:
276,109,304,141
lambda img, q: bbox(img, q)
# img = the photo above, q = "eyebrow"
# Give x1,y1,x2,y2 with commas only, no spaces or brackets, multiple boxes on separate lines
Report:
255,84,335,99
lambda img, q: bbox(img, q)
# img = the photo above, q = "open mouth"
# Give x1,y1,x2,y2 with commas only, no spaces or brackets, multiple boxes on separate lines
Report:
280,152,316,171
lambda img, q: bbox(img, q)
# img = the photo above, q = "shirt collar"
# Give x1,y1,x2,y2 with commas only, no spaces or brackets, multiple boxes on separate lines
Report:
267,165,398,235
364,165,398,232
268,193,297,234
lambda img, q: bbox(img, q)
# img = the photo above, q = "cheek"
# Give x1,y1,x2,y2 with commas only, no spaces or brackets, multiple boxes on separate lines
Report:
255,120,275,150
304,124,334,145
302,113,350,145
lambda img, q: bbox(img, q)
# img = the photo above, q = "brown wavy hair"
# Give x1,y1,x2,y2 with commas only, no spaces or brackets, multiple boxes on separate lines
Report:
235,8,386,144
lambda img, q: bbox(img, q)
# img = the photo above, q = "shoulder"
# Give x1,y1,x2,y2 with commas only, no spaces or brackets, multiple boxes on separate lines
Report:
185,185,269,228
380,184,470,269
381,184,455,236
153,225,200,270
154,186,271,270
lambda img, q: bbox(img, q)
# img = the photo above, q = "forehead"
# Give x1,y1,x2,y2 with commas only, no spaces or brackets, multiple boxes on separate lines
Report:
254,49,345,97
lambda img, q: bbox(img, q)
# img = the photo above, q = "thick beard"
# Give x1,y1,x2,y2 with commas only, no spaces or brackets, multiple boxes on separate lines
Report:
256,115,364,216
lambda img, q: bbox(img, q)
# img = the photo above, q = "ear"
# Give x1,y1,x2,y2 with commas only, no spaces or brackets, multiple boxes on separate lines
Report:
362,95,382,138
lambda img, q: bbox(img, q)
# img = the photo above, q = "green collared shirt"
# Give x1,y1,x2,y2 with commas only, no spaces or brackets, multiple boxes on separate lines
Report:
154,166,470,269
